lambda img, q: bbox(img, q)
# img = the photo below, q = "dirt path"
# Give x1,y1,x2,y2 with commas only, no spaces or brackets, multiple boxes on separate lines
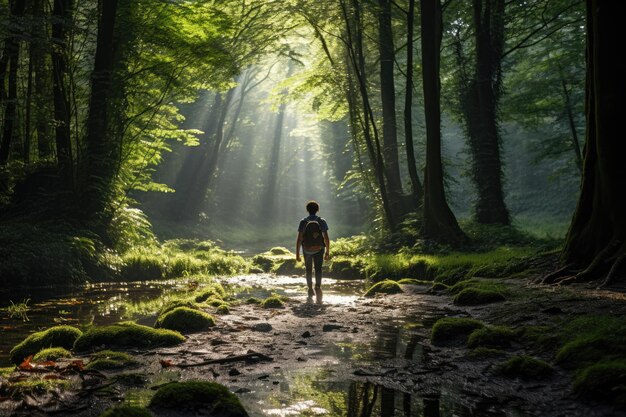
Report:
3,274,625,417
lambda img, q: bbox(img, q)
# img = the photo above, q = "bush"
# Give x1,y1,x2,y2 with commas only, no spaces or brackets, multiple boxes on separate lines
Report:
495,355,553,379
33,347,72,362
431,318,484,346
100,406,153,417
467,326,517,348
149,381,248,416
364,280,403,297
10,325,82,365
573,360,626,408
261,296,285,309
155,307,215,333
74,322,184,351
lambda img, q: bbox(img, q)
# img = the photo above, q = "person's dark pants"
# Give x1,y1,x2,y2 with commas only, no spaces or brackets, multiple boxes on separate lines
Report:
304,250,324,288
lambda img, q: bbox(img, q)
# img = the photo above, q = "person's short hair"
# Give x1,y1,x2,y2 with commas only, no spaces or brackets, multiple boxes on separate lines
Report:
306,200,320,214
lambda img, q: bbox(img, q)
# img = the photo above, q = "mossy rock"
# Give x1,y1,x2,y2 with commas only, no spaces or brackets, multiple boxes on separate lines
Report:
10,325,83,365
100,406,153,417
244,297,261,304
519,326,561,352
495,355,553,380
157,299,198,316
273,258,305,275
155,307,215,333
453,288,506,305
431,317,484,346
467,326,517,349
364,280,403,297
207,298,228,307
251,255,275,272
74,322,184,352
557,335,624,369
194,289,223,303
216,305,230,315
397,278,431,285
430,282,449,291
261,296,285,309
573,360,626,408
149,381,248,416
33,347,72,362
327,257,365,279
269,247,291,255
467,347,506,360
86,350,139,370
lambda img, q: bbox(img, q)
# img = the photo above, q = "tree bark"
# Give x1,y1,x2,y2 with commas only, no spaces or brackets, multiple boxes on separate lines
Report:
545,0,626,285
377,0,403,200
0,0,27,165
404,0,423,205
462,0,510,225
421,0,465,243
51,0,74,185
31,0,52,159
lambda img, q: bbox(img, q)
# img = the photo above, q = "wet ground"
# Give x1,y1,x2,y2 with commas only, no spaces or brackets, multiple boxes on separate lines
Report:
1,274,624,417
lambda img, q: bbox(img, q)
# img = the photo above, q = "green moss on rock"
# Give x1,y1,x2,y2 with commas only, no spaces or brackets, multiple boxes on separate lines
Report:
431,318,484,346
573,360,626,408
10,325,82,365
244,297,261,304
430,282,449,291
33,347,72,362
86,350,139,370
207,298,228,307
261,296,285,309
453,288,506,305
74,322,184,352
155,307,215,333
397,278,431,285
467,347,506,360
216,305,230,315
495,355,553,379
149,381,248,416
157,299,198,316
273,258,305,275
364,280,403,297
251,255,275,272
100,406,153,417
467,326,517,349
269,247,291,255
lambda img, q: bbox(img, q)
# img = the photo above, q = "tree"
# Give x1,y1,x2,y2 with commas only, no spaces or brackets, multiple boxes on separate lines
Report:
544,0,626,286
421,0,465,243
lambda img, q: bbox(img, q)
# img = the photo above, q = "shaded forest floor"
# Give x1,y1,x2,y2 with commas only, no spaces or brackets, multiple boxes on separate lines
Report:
1,266,625,416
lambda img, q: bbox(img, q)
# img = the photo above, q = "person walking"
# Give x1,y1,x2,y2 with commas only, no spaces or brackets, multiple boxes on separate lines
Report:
296,200,330,297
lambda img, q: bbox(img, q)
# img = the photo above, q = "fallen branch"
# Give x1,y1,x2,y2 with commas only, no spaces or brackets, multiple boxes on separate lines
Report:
175,351,273,368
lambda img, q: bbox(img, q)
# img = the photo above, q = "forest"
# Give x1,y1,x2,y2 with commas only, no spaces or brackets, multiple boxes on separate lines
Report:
0,0,624,416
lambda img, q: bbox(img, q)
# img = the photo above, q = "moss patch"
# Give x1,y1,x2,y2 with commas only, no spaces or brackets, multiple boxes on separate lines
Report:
244,297,261,304
74,322,184,352
261,296,285,309
157,299,198,316
273,258,305,275
216,305,230,315
86,350,139,370
519,326,561,352
33,347,72,362
155,307,215,333
453,288,506,305
397,278,431,285
251,254,275,272
10,325,82,365
206,298,228,307
100,406,153,417
149,381,247,416
573,360,626,408
269,247,291,255
495,355,553,380
364,280,403,297
430,282,449,291
467,347,506,360
431,318,484,346
467,326,517,349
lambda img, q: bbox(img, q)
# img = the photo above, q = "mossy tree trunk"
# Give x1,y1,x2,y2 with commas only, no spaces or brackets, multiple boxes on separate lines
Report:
421,0,465,244
545,0,626,286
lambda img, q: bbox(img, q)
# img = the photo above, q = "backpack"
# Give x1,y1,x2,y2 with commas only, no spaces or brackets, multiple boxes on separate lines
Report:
302,219,324,250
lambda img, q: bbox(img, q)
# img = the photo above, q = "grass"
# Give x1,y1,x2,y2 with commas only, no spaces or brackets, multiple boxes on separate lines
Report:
364,280,403,297
74,322,184,351
149,381,247,416
5,299,30,321
431,318,484,346
11,377,72,394
155,307,216,333
495,355,553,379
10,325,83,365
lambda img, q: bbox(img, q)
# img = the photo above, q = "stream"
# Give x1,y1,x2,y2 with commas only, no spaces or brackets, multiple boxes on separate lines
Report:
0,275,530,417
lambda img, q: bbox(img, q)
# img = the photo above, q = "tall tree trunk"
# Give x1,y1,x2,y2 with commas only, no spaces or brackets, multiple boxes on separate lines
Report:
404,0,423,205
84,0,120,214
559,69,583,172
51,0,74,185
31,0,52,159
377,0,403,200
544,0,626,286
0,0,27,165
421,0,465,243
462,0,509,225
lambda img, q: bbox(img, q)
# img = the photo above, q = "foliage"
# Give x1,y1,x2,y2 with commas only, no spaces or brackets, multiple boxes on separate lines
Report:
73,322,184,351
364,280,403,297
149,381,247,416
431,318,484,346
155,307,215,333
10,326,83,365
